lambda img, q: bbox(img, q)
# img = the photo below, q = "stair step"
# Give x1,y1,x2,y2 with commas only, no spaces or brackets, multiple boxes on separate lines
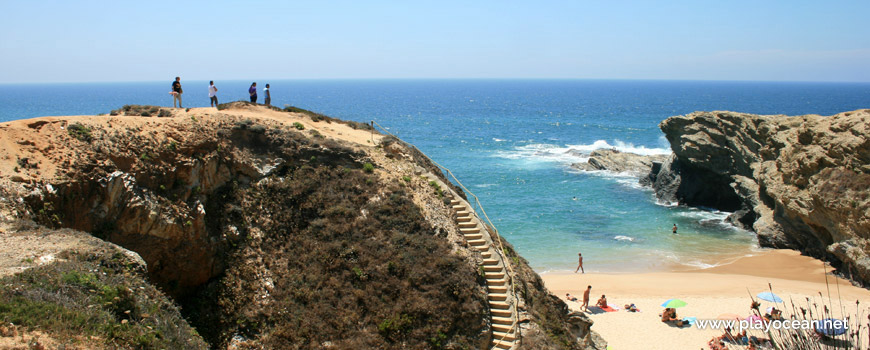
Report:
486,278,507,285
452,205,466,210
468,239,487,246
483,265,503,272
458,222,476,228
492,316,513,325
480,250,492,258
450,199,461,205
455,210,471,217
488,293,508,301
487,285,508,293
456,216,472,223
484,271,505,279
489,300,510,309
492,323,514,333
482,259,499,265
473,245,491,252
460,227,480,234
491,308,512,317
464,233,483,240
492,340,515,349
492,331,517,342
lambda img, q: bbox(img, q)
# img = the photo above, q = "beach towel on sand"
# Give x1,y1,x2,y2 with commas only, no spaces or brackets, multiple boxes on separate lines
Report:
601,304,620,312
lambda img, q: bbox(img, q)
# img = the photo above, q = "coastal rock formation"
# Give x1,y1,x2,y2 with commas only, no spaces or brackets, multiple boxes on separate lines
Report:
0,103,600,349
646,110,870,285
572,149,669,176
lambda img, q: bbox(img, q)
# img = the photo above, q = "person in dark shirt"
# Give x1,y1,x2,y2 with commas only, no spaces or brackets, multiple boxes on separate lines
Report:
249,82,258,103
171,77,183,108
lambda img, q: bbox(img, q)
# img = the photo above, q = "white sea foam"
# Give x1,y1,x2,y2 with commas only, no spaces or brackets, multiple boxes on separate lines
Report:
613,235,635,242
493,139,671,165
474,183,497,188
492,138,506,142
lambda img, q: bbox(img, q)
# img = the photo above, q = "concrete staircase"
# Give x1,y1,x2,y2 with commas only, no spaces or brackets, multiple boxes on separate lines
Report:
425,173,519,350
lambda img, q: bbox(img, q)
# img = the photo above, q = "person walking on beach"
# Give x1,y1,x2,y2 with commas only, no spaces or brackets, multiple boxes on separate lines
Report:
574,252,584,273
582,285,592,312
171,77,183,108
208,81,219,107
672,224,678,234
249,82,258,103
264,84,271,106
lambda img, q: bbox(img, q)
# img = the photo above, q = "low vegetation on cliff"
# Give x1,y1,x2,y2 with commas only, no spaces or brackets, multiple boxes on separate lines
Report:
0,229,206,349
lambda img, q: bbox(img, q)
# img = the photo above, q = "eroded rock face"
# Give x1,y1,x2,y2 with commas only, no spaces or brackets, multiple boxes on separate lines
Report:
647,110,870,285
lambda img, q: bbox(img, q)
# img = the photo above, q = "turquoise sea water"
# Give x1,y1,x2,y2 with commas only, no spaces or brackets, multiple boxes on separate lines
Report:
2,80,869,273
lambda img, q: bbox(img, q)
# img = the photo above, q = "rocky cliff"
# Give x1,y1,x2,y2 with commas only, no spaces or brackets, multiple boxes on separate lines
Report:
647,109,870,285
0,103,601,349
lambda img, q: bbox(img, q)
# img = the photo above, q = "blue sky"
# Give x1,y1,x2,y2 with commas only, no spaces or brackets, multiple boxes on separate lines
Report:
1,0,869,83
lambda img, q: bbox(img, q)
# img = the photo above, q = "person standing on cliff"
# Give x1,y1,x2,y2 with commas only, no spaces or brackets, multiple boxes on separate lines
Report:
171,77,183,108
672,224,678,234
582,285,592,312
208,80,219,107
249,82,258,103
264,83,271,106
574,252,584,273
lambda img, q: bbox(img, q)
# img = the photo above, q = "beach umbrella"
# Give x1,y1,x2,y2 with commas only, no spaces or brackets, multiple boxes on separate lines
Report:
756,291,783,303
661,299,687,308
716,313,742,321
816,318,847,336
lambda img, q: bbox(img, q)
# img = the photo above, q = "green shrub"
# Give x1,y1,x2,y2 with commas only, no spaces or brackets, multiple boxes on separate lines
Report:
67,123,93,143
363,162,375,173
0,253,207,349
292,122,305,130
250,125,267,133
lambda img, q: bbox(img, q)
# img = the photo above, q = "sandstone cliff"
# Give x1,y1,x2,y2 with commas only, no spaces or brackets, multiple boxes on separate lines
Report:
0,103,601,349
647,109,870,285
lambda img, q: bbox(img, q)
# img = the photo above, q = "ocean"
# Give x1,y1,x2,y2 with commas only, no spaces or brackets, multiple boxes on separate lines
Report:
2,79,869,273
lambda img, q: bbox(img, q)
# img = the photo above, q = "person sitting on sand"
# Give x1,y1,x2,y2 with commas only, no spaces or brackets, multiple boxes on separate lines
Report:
661,308,673,322
566,293,578,302
661,308,687,327
769,307,783,320
707,337,729,350
596,295,607,309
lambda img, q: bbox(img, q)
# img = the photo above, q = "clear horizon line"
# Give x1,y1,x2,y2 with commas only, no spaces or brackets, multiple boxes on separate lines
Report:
2,77,870,85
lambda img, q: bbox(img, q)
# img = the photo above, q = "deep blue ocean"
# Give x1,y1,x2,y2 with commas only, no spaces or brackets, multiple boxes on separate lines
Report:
2,80,869,273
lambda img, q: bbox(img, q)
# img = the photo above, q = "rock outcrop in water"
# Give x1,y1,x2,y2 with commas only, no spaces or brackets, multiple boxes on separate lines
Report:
646,109,870,285
0,102,602,349
572,149,669,176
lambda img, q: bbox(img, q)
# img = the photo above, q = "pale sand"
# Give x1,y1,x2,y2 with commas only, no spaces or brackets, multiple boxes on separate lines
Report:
542,249,870,350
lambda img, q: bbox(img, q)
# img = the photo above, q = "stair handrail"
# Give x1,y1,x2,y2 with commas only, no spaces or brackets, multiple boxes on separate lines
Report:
370,120,521,348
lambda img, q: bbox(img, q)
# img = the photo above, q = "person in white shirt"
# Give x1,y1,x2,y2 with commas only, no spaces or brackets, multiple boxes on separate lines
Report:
264,84,271,106
208,81,219,107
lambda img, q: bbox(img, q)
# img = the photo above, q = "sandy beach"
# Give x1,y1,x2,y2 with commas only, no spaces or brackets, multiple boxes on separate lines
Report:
542,249,870,350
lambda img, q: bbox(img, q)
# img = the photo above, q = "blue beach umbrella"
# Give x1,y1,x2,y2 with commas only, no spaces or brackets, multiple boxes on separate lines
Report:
661,299,688,308
756,291,783,303
815,318,847,336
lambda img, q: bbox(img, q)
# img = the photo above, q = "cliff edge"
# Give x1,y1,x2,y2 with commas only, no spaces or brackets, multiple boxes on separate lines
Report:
0,103,601,349
647,109,870,285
